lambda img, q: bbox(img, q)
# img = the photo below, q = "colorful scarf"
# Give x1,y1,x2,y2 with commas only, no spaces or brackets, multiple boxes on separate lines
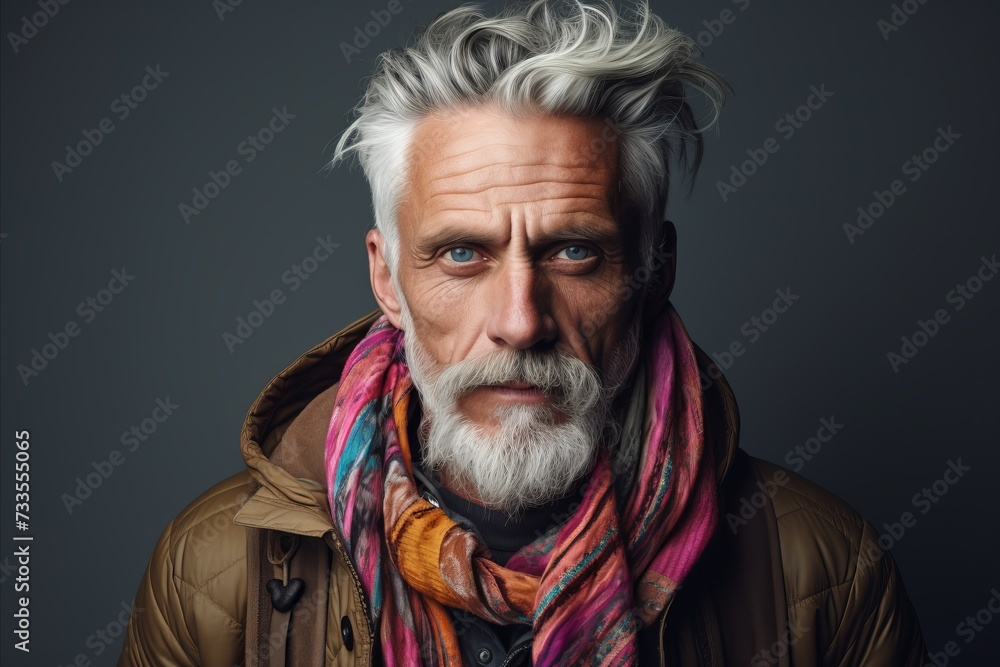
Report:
324,302,717,665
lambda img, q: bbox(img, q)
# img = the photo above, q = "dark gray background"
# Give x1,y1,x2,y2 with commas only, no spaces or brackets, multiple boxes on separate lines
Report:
2,0,997,664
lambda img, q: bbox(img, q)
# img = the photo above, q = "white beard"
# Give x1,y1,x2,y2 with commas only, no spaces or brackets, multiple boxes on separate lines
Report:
399,303,641,513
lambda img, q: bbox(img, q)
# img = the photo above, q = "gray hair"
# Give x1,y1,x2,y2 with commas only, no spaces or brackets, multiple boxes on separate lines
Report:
330,0,728,278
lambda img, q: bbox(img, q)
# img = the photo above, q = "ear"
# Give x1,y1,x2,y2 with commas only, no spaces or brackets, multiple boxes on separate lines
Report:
366,228,404,329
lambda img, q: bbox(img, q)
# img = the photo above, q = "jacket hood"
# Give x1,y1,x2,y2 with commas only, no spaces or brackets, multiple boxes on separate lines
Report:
234,308,741,536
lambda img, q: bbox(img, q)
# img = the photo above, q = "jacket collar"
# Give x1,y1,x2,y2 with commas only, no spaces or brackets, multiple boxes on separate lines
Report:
233,307,742,536
233,309,379,536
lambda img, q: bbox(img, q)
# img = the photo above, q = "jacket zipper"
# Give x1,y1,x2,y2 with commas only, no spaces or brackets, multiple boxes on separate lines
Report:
323,524,372,630
501,636,533,667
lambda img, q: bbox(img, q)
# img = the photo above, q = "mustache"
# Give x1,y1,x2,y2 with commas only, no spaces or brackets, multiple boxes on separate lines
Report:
406,343,608,415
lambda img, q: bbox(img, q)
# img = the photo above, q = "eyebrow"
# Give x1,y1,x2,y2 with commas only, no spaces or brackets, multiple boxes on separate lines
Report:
413,218,623,257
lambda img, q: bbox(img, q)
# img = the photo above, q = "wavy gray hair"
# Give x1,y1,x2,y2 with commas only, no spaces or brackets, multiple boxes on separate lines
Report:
330,0,728,277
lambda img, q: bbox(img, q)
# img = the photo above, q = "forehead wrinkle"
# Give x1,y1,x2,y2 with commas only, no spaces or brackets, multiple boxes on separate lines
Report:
419,202,619,238
423,181,613,203
423,161,615,192
539,199,618,217
404,112,622,244
425,204,492,214
416,138,615,184
421,182,617,227
418,138,612,169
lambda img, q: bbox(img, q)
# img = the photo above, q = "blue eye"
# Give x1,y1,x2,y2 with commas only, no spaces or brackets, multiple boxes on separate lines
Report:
448,247,475,262
556,246,592,260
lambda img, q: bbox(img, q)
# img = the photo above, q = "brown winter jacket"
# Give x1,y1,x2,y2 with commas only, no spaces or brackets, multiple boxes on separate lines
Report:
118,308,928,666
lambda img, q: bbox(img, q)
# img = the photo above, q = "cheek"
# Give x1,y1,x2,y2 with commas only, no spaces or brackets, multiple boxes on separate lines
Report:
403,275,486,365
551,271,630,351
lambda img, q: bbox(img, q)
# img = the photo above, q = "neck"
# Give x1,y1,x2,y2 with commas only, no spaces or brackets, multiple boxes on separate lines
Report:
414,457,583,565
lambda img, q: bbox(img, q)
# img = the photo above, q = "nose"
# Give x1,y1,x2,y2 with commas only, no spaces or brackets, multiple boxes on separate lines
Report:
485,262,557,350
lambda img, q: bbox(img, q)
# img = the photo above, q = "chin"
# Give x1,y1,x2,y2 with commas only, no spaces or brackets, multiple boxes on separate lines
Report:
423,403,603,511
470,402,572,431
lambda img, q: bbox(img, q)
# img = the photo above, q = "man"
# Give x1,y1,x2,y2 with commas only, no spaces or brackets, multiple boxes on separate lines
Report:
119,1,928,665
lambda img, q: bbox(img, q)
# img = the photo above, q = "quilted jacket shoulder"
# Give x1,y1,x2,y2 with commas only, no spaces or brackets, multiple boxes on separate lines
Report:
119,471,255,667
751,457,927,666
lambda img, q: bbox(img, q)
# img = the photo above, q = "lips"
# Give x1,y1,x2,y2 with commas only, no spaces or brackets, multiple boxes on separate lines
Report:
494,381,540,390
478,382,548,404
